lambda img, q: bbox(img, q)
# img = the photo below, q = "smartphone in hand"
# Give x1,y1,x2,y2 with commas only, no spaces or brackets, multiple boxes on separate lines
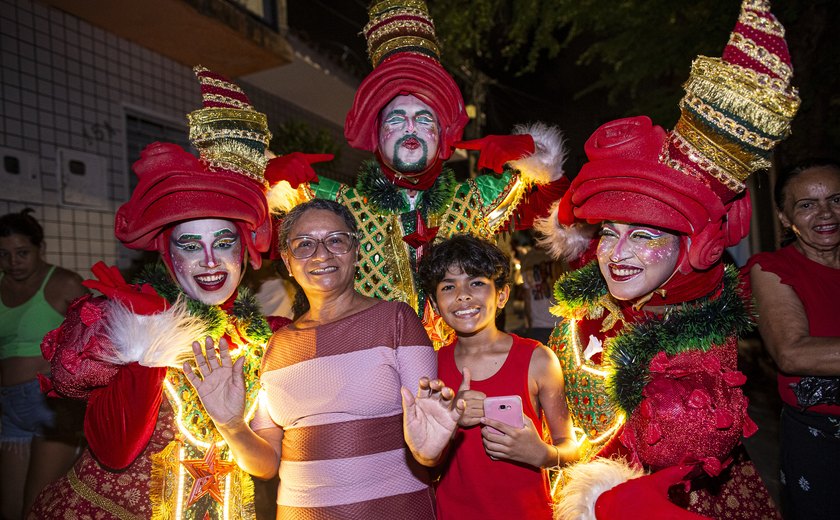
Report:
483,395,524,435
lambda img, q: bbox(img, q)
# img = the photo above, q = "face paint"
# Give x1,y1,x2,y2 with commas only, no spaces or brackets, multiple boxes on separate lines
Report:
596,222,681,301
169,218,242,305
378,94,440,173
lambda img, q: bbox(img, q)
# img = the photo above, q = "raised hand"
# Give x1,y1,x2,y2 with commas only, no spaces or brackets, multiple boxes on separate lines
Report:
402,377,465,467
183,336,246,428
481,414,547,467
455,367,486,427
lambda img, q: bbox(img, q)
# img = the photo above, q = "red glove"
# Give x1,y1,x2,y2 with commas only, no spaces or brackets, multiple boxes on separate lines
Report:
265,152,334,188
454,134,535,173
595,465,710,520
83,261,168,315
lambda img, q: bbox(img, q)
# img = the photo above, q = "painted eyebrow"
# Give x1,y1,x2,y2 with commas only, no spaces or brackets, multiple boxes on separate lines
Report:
175,234,202,241
415,110,434,118
383,109,407,119
213,228,235,237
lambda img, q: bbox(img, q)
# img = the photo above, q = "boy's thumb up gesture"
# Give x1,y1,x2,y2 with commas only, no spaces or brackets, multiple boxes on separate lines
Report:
457,367,487,428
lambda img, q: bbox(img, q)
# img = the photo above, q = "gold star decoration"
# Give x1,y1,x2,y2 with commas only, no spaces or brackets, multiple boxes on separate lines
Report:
180,443,236,506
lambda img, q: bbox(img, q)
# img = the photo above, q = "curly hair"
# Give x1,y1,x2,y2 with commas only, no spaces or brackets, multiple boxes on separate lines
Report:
417,234,510,300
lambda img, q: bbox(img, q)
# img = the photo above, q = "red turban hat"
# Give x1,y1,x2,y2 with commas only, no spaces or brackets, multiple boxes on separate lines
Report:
115,67,272,270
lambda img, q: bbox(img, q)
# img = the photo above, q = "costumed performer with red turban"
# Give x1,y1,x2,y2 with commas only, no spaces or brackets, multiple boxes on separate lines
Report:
533,1,800,518
268,0,569,345
29,67,286,519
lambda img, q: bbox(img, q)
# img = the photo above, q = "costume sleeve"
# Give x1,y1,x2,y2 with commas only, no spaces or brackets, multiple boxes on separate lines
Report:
504,176,571,230
85,363,167,470
393,303,437,394
474,170,569,233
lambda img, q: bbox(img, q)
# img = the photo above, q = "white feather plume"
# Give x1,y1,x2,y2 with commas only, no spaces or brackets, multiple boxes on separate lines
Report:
509,121,567,184
554,458,645,520
99,298,212,368
534,200,598,262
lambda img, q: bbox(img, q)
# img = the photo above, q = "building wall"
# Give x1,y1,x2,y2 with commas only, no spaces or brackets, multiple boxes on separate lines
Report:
1,0,365,275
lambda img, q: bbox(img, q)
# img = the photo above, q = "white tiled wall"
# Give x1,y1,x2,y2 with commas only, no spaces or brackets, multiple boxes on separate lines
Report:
1,0,364,276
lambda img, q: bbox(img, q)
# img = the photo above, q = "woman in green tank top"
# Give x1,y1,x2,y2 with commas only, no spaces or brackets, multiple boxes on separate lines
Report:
0,208,88,519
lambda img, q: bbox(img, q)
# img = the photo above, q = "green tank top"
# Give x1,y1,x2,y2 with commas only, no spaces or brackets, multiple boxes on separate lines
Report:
0,265,64,359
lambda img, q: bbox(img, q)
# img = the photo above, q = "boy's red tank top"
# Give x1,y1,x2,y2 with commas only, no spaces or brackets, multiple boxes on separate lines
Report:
435,334,553,520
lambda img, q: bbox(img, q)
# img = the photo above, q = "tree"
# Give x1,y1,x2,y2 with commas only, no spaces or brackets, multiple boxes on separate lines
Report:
430,0,840,162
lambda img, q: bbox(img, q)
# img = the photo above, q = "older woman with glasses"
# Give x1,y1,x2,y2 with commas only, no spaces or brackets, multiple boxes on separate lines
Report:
186,198,463,519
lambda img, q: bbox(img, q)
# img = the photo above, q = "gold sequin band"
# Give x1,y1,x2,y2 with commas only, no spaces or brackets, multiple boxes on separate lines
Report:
188,107,269,129
368,0,429,17
727,32,792,82
366,15,437,55
68,466,143,520
681,94,775,151
671,121,761,193
739,9,784,38
365,7,434,38
679,111,769,174
371,36,441,67
201,144,269,186
663,133,746,193
686,58,799,135
195,73,247,97
197,93,251,111
191,127,272,147
742,0,771,13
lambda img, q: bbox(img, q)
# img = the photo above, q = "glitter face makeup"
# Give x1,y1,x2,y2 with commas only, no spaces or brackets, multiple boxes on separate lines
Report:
169,218,242,305
378,94,440,173
596,222,681,301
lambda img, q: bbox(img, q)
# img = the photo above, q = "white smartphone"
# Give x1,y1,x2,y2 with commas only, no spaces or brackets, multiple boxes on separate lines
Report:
483,395,524,435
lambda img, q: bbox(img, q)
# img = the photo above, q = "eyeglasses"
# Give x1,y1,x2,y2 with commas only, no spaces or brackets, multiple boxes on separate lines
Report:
287,232,357,259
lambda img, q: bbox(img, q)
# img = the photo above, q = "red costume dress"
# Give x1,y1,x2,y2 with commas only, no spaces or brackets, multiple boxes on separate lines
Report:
539,2,800,517
435,334,553,520
30,67,282,519
31,272,276,519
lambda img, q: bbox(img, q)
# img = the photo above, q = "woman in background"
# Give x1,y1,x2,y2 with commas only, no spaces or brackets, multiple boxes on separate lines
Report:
0,208,87,519
748,159,840,519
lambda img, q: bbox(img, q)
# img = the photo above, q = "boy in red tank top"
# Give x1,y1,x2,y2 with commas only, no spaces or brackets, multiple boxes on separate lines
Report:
417,234,579,519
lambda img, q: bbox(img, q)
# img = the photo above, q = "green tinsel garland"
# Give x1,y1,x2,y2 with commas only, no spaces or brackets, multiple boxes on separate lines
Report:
356,160,457,216
135,263,271,344
552,261,608,309
551,262,755,417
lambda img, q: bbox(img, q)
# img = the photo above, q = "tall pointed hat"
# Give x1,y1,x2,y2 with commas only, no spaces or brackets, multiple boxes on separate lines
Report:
115,66,273,269
550,0,799,271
